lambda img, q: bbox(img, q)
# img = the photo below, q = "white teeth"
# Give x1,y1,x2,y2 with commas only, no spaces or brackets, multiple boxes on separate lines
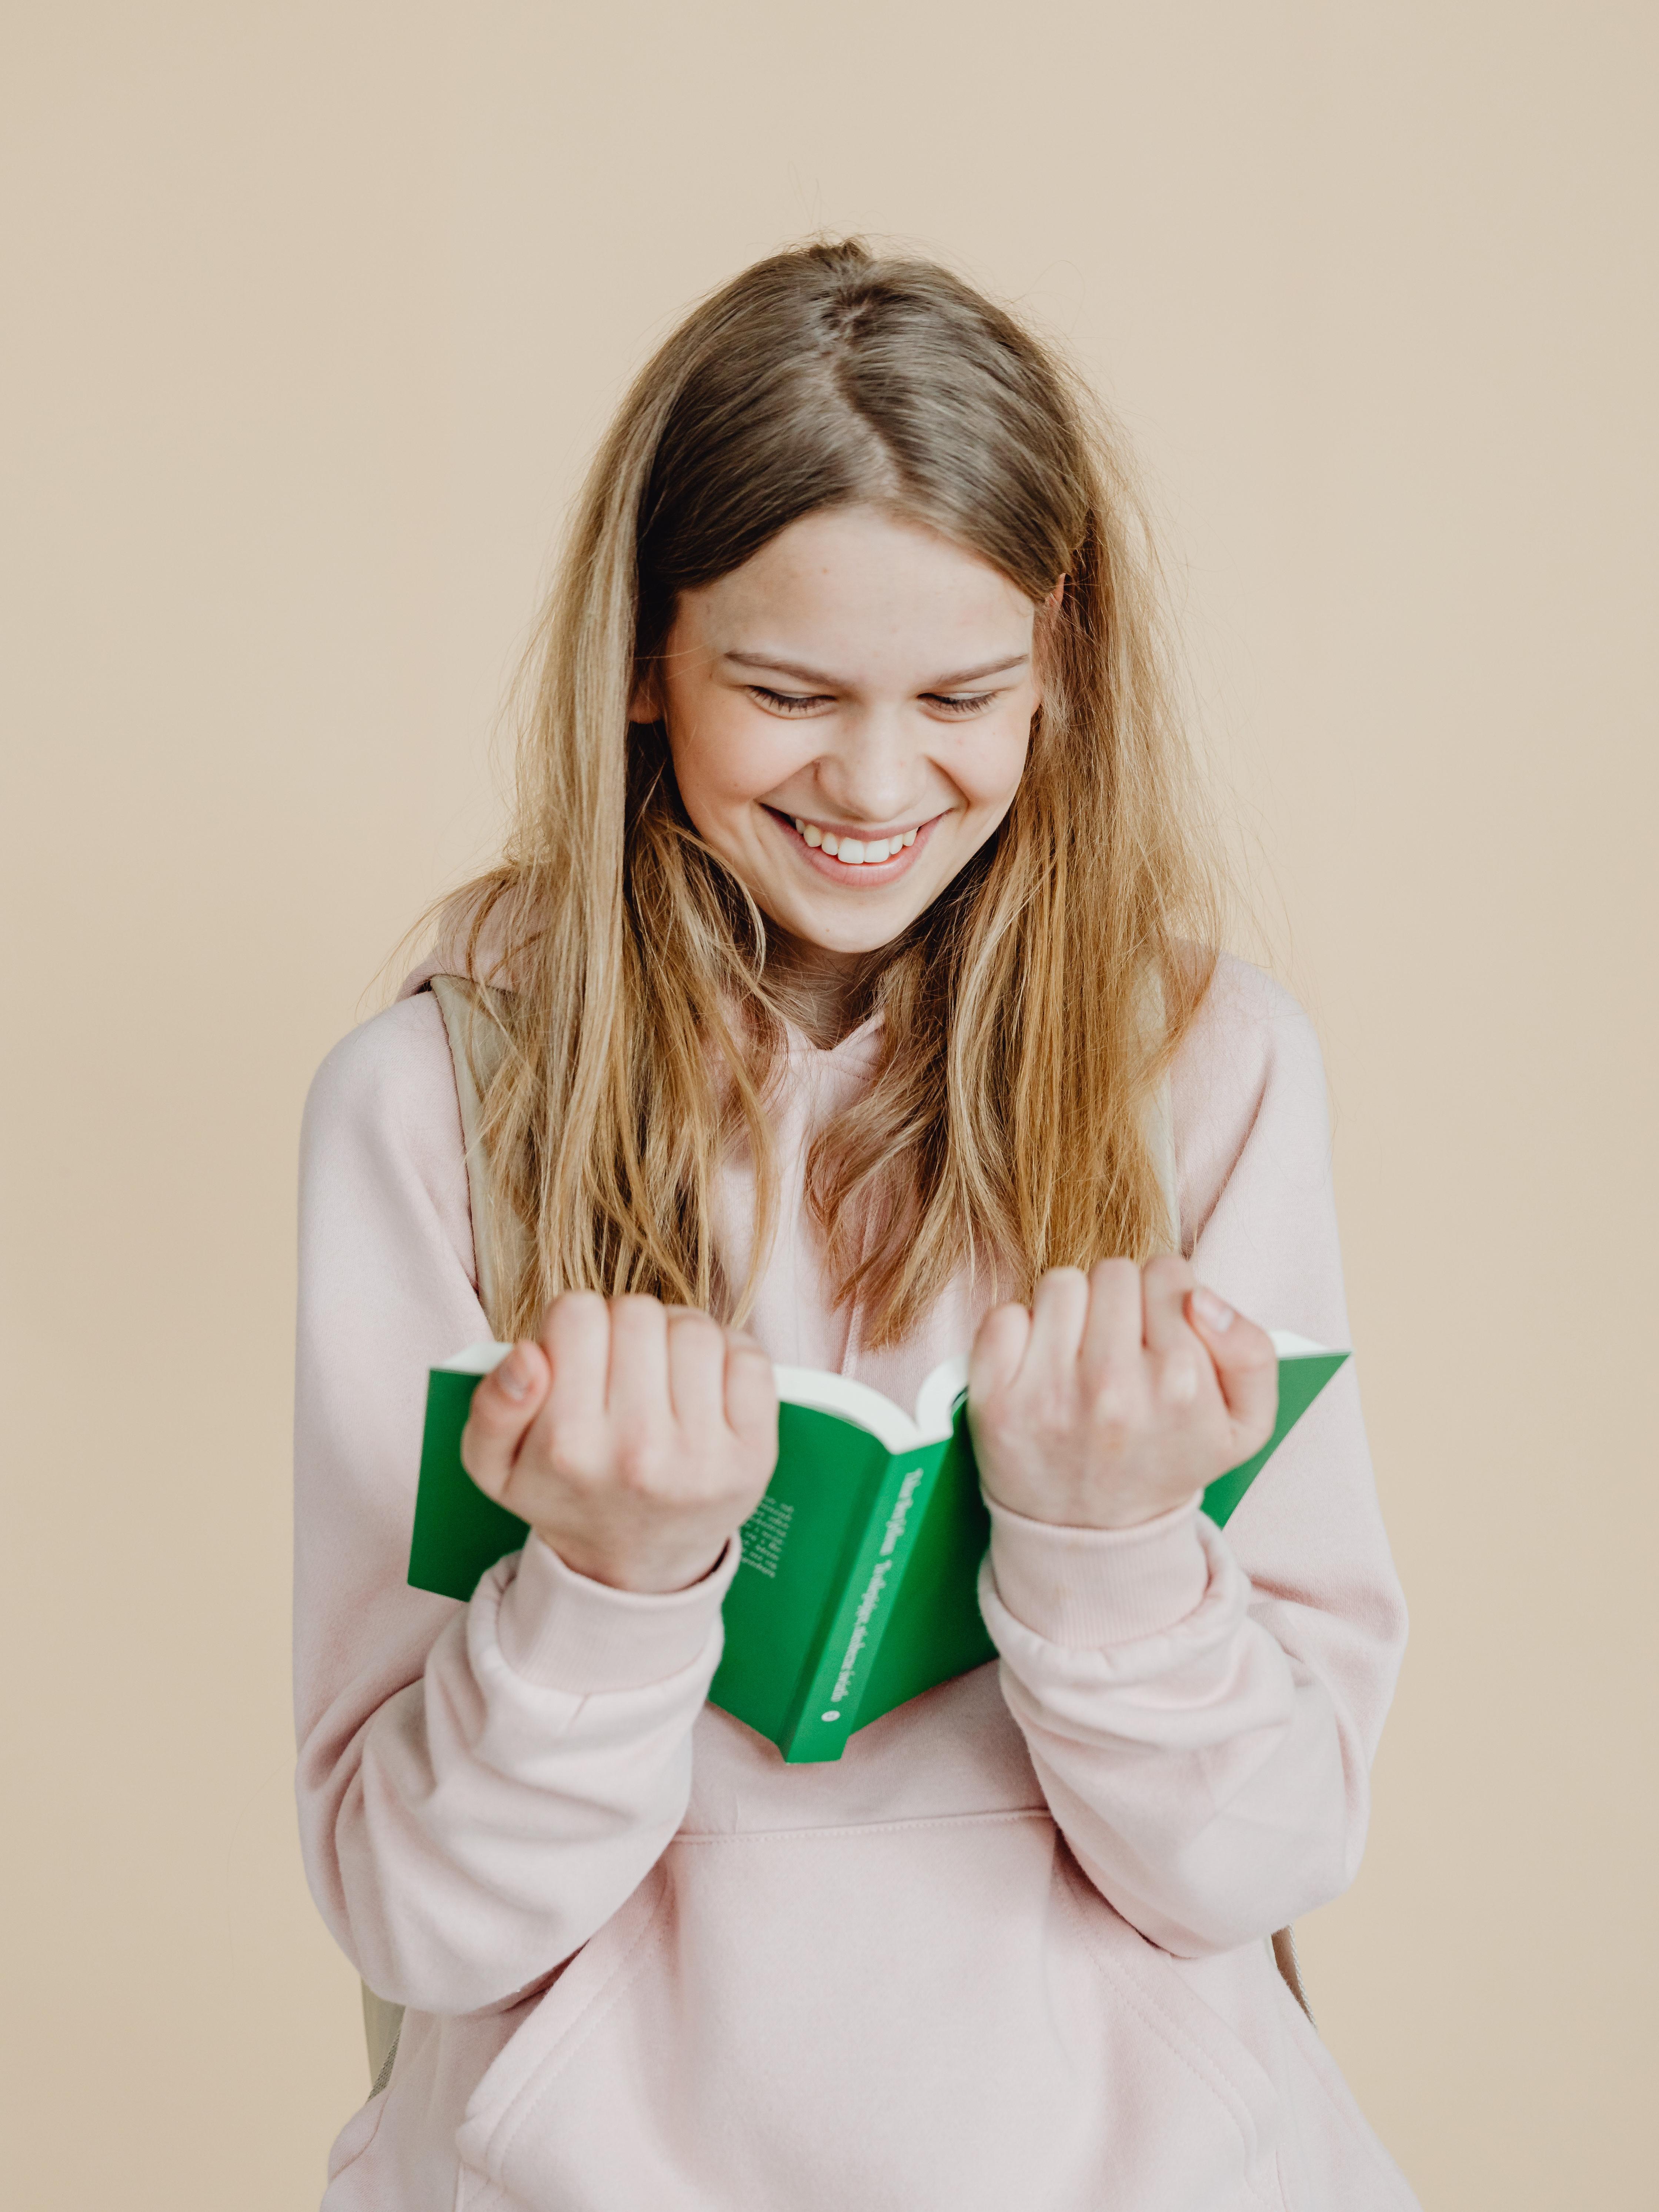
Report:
791,817,920,862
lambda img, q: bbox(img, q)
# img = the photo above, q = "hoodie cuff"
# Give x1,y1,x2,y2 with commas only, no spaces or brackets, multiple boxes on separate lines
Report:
985,1493,1211,1649
495,1531,740,1694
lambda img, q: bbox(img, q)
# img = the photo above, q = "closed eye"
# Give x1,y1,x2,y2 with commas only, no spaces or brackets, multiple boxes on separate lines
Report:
748,685,833,715
748,684,1001,717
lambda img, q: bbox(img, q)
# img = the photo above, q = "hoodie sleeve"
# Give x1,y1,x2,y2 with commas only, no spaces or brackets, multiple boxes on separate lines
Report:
292,993,737,2017
978,960,1408,1958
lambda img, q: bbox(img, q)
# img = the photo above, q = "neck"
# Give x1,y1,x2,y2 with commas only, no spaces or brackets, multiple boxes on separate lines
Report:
763,931,874,1050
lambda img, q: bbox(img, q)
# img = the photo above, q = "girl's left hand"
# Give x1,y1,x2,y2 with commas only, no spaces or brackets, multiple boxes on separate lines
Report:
968,1257,1279,1531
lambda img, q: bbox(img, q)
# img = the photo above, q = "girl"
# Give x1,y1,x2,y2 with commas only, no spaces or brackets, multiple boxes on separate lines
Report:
295,240,1415,2210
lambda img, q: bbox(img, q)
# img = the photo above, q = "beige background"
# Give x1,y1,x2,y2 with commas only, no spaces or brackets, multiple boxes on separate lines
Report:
3,4,1654,2205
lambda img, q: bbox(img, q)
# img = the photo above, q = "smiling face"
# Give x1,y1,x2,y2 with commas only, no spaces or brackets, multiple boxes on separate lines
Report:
644,506,1045,987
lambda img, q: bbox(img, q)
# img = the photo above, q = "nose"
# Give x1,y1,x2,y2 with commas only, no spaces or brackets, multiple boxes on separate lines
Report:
808,706,927,827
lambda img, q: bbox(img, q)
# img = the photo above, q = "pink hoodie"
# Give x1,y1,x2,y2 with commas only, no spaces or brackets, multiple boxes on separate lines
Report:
294,956,1417,2211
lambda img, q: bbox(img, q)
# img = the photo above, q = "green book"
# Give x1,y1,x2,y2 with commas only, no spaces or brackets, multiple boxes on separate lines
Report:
407,1332,1349,1764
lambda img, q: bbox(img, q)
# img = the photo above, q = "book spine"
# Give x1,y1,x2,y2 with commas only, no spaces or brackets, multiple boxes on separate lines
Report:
777,1439,949,1764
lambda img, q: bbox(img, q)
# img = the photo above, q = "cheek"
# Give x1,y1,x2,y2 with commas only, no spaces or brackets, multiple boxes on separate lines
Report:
665,700,761,826
702,752,793,840
673,705,827,835
951,705,1034,810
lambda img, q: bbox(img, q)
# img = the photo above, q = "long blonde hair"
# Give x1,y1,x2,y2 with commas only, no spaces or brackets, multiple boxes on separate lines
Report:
433,240,1220,1347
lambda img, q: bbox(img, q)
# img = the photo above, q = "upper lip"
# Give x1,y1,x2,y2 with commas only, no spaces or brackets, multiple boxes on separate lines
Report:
770,805,938,840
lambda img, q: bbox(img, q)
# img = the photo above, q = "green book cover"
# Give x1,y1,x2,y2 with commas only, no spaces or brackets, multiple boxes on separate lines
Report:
407,1332,1349,1764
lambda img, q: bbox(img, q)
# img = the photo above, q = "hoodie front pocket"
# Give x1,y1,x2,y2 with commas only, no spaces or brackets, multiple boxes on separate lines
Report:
1054,1848,1286,2205
453,1858,672,2185
452,1814,1292,2212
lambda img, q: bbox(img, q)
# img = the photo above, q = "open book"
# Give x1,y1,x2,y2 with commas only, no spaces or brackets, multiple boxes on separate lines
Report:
407,1333,1349,1764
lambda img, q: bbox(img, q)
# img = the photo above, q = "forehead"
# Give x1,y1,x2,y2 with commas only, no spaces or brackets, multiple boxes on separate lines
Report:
675,506,1035,684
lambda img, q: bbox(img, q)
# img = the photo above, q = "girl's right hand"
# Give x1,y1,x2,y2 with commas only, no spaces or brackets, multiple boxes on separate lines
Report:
460,1292,779,1595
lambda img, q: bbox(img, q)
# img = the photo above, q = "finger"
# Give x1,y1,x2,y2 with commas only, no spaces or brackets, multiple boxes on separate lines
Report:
1022,1267,1091,1385
666,1308,727,1429
1186,1287,1279,1454
606,1293,671,1420
541,1291,611,1429
460,1342,551,1501
722,1331,779,1450
969,1301,1032,1404
1078,1258,1145,1383
1140,1254,1196,1352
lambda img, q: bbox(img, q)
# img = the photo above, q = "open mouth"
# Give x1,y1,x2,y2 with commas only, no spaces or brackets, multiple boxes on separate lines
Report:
788,815,917,864
766,807,938,878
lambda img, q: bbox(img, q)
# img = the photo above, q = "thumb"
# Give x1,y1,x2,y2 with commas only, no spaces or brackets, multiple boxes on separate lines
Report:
460,1342,551,1502
1186,1288,1278,1462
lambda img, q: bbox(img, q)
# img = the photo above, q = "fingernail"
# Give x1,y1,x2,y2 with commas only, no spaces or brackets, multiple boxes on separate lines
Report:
495,1345,533,1400
1192,1288,1235,1332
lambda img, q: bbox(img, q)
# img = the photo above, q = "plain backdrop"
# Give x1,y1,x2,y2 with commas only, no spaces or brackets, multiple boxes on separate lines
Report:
3,4,1655,2206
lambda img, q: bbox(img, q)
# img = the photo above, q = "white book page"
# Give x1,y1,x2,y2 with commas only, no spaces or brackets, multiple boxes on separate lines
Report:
774,1353,968,1451
1270,1330,1331,1358
914,1353,971,1440
438,1340,514,1375
772,1367,928,1453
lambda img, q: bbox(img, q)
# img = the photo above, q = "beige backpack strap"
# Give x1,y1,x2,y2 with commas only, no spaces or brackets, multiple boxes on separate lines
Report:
358,975,527,2094
428,973,528,1337
362,1984,404,2098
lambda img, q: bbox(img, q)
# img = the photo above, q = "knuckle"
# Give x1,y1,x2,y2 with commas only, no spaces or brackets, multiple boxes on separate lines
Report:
1089,1411,1140,1459
1157,1349,1203,1405
673,1312,726,1360
1144,1253,1192,1289
1035,1267,1089,1316
545,1420,605,1488
1085,1261,1138,1317
1086,1376,1138,1429
611,1419,668,1487
544,1290,605,1352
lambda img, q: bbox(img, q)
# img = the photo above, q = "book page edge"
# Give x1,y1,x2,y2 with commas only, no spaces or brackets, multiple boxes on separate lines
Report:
1269,1329,1340,1359
437,1339,513,1376
773,1366,924,1453
914,1352,971,1442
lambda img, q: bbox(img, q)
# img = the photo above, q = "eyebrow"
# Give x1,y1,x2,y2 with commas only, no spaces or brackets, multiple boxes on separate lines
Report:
724,651,1029,691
